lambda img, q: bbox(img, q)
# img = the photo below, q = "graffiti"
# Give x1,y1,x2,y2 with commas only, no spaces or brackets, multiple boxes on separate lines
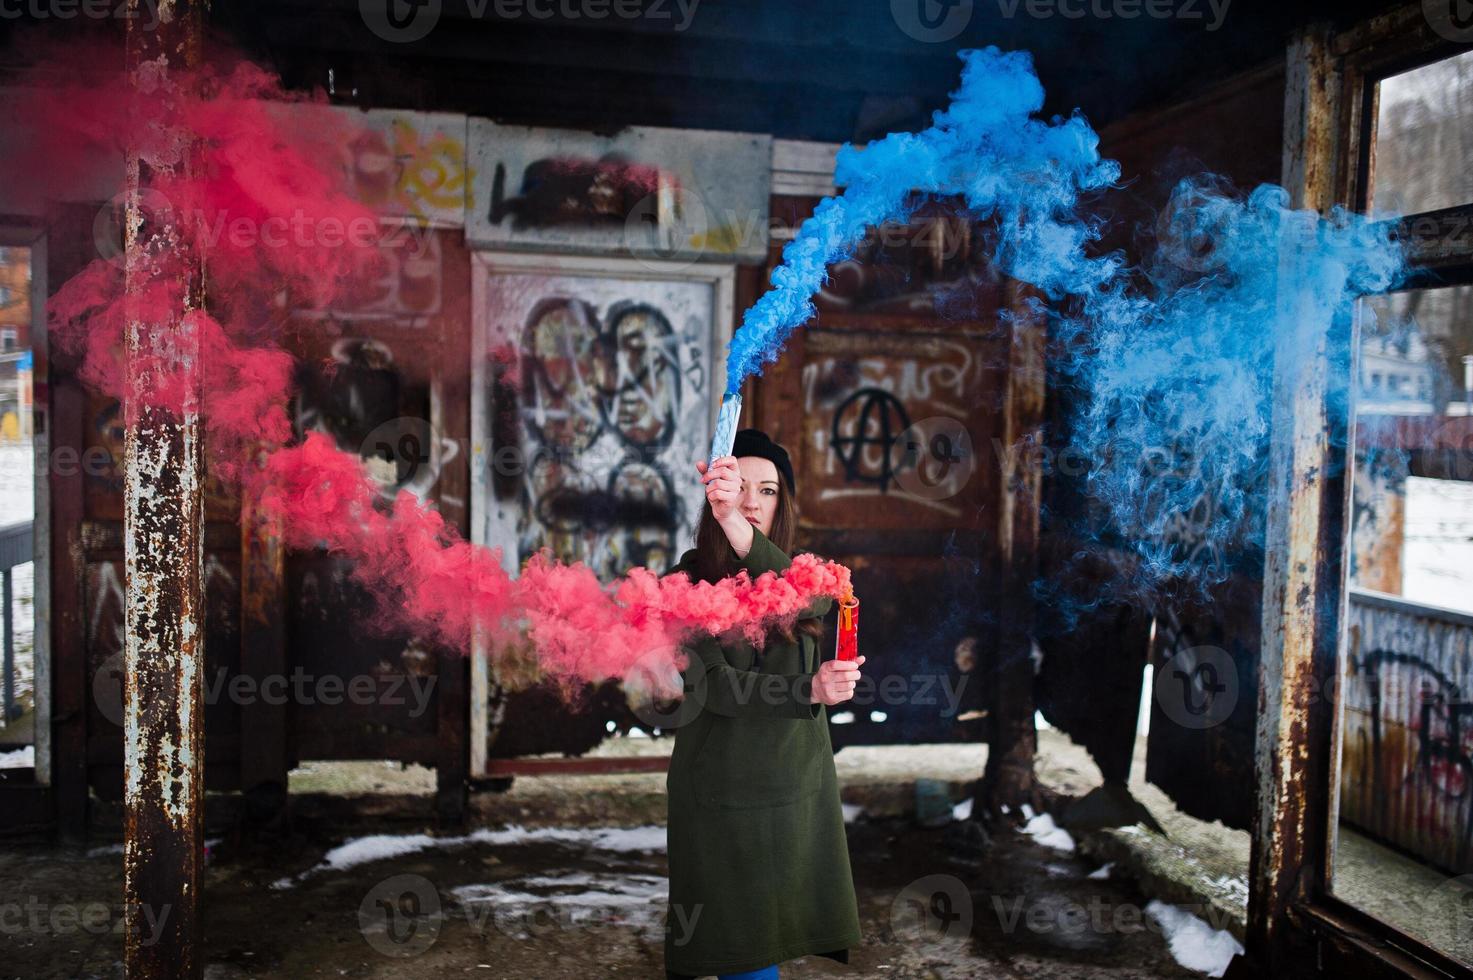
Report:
295,338,456,503
1351,647,1473,869
799,338,980,519
489,155,679,231
831,387,911,491
1150,484,1230,584
292,231,444,322
345,116,471,224
1349,445,1409,593
502,291,707,579
813,214,988,315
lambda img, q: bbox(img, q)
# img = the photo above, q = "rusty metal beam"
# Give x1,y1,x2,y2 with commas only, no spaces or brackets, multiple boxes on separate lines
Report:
1247,24,1350,976
483,756,671,776
977,280,1046,811
123,2,206,978
239,491,288,819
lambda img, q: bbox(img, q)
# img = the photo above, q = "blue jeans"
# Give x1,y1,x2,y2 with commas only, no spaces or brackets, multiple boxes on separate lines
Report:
718,968,778,980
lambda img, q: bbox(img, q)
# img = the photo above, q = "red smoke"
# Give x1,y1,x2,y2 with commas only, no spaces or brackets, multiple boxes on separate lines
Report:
15,40,851,692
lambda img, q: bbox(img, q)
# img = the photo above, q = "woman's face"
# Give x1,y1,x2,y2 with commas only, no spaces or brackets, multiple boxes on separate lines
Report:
734,456,781,538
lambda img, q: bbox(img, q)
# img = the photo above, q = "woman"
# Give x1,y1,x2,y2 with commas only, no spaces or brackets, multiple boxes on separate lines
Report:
662,427,866,980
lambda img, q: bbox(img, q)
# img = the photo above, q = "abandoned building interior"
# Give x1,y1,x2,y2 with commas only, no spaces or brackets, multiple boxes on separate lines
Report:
1,0,1473,977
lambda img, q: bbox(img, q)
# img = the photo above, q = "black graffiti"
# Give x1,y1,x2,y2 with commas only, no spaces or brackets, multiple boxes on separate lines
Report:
831,387,911,491
516,297,689,577
1355,648,1473,868
489,155,666,231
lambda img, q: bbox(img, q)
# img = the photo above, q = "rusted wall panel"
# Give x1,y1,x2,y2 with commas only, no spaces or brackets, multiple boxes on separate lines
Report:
752,216,1008,746
1341,590,1473,874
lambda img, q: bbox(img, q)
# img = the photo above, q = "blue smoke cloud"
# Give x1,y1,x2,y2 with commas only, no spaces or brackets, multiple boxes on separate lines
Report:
1055,180,1402,601
725,46,1120,392
727,46,1405,601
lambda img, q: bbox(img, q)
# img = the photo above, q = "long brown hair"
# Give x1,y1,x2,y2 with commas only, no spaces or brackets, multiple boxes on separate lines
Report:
691,469,826,644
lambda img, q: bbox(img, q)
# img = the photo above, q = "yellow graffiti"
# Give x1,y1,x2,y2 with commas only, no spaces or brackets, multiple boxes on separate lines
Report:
390,119,473,219
686,223,744,254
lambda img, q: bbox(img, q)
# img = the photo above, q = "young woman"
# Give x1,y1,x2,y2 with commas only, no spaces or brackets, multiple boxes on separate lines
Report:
662,428,865,980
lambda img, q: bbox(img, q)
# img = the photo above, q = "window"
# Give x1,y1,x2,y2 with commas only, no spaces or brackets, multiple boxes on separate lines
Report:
1332,43,1473,971
1372,49,1473,217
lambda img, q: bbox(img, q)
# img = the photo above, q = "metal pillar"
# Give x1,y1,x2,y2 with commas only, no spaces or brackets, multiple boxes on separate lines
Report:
1247,26,1349,976
123,1,206,977
977,280,1046,811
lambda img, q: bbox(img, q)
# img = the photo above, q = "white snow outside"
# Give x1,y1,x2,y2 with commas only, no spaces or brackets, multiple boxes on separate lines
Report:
0,439,34,724
1402,476,1473,613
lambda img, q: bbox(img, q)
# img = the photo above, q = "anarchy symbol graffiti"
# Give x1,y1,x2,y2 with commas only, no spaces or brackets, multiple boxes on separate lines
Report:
831,387,912,491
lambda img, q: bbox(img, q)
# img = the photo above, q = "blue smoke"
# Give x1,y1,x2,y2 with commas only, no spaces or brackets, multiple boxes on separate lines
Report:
725,46,1120,393
1054,180,1402,601
727,46,1405,601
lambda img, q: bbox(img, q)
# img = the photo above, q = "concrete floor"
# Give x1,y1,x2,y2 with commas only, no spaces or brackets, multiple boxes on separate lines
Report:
0,733,1222,980
1332,826,1473,966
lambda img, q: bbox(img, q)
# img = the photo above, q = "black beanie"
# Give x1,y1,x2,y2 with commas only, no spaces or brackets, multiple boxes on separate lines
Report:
730,428,795,493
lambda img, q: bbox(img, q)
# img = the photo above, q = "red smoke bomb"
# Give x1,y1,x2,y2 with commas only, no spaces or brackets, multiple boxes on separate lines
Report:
836,588,859,661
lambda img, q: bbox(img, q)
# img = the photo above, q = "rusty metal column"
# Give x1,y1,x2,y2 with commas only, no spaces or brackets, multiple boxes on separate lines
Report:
1248,25,1350,977
123,2,206,978
976,279,1046,812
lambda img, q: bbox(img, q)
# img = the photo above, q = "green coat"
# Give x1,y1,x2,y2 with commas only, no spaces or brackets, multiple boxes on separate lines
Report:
662,527,863,979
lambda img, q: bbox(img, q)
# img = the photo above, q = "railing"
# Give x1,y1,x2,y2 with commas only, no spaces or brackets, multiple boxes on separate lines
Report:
0,520,31,724
1341,588,1473,874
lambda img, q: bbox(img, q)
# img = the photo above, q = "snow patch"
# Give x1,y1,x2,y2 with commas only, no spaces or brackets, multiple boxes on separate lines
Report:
1087,862,1114,880
1019,805,1075,852
951,797,973,822
278,823,668,887
1145,900,1243,977
841,803,864,823
0,746,33,769
452,871,669,939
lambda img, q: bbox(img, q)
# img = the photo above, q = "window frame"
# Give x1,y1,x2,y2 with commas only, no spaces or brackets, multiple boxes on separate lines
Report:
1302,8,1473,977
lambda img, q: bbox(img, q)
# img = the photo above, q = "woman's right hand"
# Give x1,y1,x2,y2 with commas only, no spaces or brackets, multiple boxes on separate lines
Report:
811,655,865,706
696,456,742,523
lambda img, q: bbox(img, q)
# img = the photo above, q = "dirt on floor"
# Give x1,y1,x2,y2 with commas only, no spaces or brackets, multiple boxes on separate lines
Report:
1,760,1210,980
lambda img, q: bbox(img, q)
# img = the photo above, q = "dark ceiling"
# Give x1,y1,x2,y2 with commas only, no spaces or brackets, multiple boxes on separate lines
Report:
5,0,1407,142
